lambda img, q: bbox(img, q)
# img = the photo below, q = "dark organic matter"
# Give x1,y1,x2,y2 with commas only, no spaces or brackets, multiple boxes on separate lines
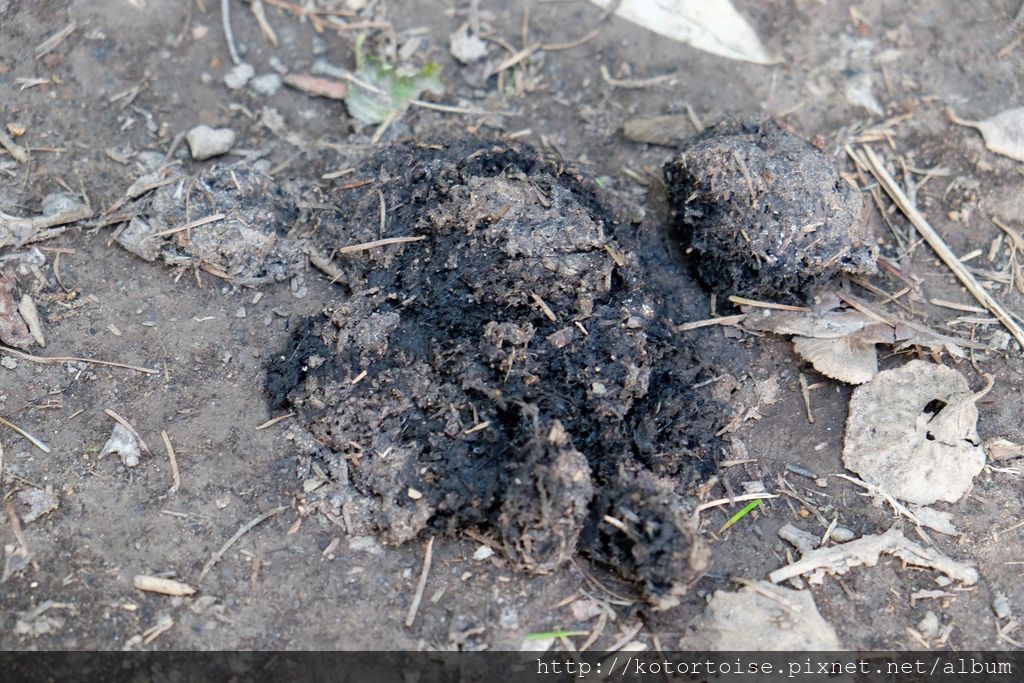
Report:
664,120,875,302
268,140,722,608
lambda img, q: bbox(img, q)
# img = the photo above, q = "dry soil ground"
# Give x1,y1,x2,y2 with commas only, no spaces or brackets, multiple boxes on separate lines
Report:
1,0,1023,651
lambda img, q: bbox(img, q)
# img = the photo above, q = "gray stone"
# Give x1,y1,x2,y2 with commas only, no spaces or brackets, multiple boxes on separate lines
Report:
186,125,236,161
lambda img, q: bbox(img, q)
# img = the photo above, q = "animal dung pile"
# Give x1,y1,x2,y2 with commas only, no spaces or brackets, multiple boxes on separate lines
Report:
267,140,722,608
664,120,876,302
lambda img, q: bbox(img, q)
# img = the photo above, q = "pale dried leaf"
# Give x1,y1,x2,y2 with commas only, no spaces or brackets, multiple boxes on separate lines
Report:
792,335,877,384
17,486,58,524
99,422,142,468
842,360,986,505
953,107,1024,162
588,0,777,65
985,438,1024,461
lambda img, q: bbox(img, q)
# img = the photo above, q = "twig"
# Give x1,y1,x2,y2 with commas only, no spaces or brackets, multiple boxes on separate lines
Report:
404,536,434,627
197,505,286,584
34,20,77,59
256,413,295,430
146,213,226,239
161,430,181,493
676,314,746,332
221,0,241,65
694,493,777,514
251,0,279,46
0,415,50,453
729,295,811,312
134,575,195,596
0,129,29,164
104,409,151,455
336,235,425,255
862,146,1024,349
0,345,158,374
599,65,675,89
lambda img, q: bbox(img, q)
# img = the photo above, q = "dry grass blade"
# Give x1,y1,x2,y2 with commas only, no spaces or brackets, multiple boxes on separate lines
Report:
862,146,1024,349
729,295,811,312
404,536,434,627
0,345,159,374
161,430,181,493
336,235,425,255
34,20,77,59
197,505,286,584
0,415,51,453
676,314,746,332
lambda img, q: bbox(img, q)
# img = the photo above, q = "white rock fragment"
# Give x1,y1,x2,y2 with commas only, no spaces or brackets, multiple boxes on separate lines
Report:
223,62,255,90
186,125,236,161
250,73,282,96
677,581,841,650
471,545,495,561
99,422,142,467
842,360,986,505
449,24,489,64
1,356,16,369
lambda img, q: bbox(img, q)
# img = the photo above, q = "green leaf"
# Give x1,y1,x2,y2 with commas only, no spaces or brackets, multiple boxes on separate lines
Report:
346,34,445,125
718,498,762,534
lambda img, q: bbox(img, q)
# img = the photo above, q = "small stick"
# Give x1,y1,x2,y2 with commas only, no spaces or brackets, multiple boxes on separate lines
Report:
197,505,286,584
530,292,558,322
34,20,77,59
0,415,50,453
104,409,151,455
336,235,425,255
729,295,811,312
694,493,777,514
862,146,1024,349
255,413,294,430
599,65,675,89
542,28,601,51
161,430,181,493
146,213,226,240
134,575,195,596
221,0,241,65
251,0,279,46
0,128,29,164
676,314,746,332
798,372,814,424
0,345,159,374
404,536,434,627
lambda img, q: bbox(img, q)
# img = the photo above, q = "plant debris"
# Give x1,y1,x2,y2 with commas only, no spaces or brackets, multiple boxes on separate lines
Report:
268,140,722,608
949,107,1024,163
677,580,841,650
665,120,875,302
843,360,987,505
769,525,979,586
99,423,142,468
17,486,58,524
588,0,777,65
118,163,310,284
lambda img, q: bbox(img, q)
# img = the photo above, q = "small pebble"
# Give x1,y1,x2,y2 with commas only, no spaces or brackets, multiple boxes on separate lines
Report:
186,125,236,161
830,526,855,543
1,356,17,370
235,306,247,319
250,73,282,97
993,593,1012,620
471,545,494,561
917,611,940,640
223,62,255,90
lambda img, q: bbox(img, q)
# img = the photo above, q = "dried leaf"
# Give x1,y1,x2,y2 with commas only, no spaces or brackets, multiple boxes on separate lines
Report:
346,35,445,125
17,486,58,524
588,0,777,65
842,360,986,505
792,335,877,385
99,422,142,468
283,73,348,100
950,107,1024,162
0,271,32,350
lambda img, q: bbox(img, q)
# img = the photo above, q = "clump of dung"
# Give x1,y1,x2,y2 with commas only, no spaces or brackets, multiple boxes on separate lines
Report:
664,120,875,302
268,140,721,608
118,163,311,285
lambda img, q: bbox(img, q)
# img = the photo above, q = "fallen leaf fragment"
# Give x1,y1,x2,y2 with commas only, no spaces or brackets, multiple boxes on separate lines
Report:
17,486,58,524
950,107,1024,162
99,422,142,468
768,525,978,586
792,334,877,384
843,360,986,505
588,0,778,65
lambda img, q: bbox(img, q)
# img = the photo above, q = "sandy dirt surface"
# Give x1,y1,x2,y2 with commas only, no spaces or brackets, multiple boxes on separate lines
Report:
1,0,1023,651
